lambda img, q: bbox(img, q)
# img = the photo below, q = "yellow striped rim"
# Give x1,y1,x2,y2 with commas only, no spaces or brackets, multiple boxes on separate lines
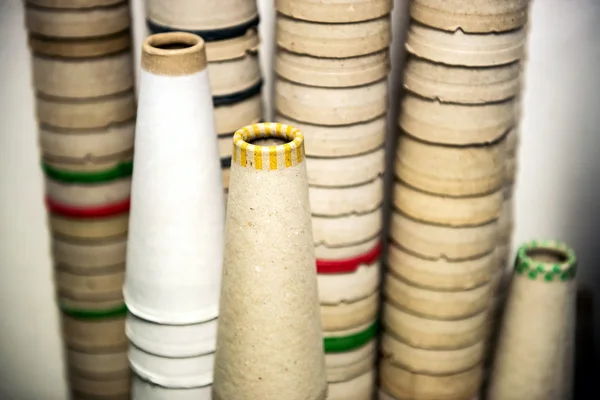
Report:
233,122,304,170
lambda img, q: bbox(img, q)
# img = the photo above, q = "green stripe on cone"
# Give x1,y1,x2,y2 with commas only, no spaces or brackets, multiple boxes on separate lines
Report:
324,320,378,353
42,160,133,184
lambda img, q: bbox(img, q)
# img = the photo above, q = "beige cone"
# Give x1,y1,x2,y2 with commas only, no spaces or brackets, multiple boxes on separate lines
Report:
70,373,130,399
497,185,515,244
390,210,498,260
488,240,577,400
318,261,380,305
62,314,127,352
25,1,130,38
312,207,382,248
307,147,385,188
49,213,129,240
326,340,376,382
383,302,488,349
393,181,503,227
387,241,495,290
28,29,132,59
276,49,389,88
52,236,126,274
385,273,493,319
276,115,386,158
395,132,506,196
28,0,123,8
56,269,124,310
206,29,261,97
321,292,379,332
147,0,258,31
275,78,388,126
276,0,392,23
37,90,137,130
381,332,484,375
399,92,516,145
39,121,135,162
410,0,529,33
68,348,129,380
406,23,527,67
380,358,482,400
328,369,375,400
32,50,133,99
309,178,383,217
213,123,326,400
45,177,131,208
276,14,391,58
403,56,521,104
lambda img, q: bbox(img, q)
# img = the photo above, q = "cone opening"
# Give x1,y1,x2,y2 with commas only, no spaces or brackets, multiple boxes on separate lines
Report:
515,240,577,281
142,32,207,75
525,248,568,264
232,123,305,171
145,32,202,52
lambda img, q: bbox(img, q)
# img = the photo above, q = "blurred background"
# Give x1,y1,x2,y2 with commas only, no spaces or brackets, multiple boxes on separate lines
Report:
1,0,599,398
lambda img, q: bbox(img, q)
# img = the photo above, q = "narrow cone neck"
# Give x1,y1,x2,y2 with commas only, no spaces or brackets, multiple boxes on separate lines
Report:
142,32,207,76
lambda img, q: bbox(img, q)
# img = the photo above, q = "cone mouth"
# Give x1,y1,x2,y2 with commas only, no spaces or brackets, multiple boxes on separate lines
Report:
232,123,305,171
515,240,577,281
142,32,207,76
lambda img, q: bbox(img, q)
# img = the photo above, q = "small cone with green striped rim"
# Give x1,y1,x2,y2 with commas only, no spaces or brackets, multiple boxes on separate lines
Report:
488,240,577,400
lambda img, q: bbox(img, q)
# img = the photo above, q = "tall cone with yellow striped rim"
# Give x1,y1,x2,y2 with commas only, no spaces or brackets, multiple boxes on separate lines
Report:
213,122,327,400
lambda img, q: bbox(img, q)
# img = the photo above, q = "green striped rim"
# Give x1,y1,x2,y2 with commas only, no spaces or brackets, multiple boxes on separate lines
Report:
60,303,128,319
514,239,577,282
324,320,378,353
42,160,133,183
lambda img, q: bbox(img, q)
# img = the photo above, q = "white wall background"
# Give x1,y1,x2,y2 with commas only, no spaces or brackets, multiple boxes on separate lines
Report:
1,0,598,398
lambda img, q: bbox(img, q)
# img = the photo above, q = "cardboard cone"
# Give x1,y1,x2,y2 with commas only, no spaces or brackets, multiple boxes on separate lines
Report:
275,78,387,126
410,0,529,33
380,358,482,400
49,213,129,240
309,178,383,217
393,181,502,227
326,340,376,383
32,50,134,99
276,0,392,23
328,370,375,400
147,0,258,32
214,94,263,135
25,1,130,39
124,32,225,324
387,241,495,290
276,14,391,58
405,23,526,67
390,210,498,260
275,49,389,89
28,0,123,8
213,122,327,400
403,56,521,104
381,332,484,375
394,132,507,196
399,92,515,145
68,348,129,380
488,240,577,400
132,375,212,399
307,147,385,188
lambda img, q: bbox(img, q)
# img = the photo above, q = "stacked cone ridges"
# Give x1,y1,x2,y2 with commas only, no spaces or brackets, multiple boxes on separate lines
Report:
274,0,394,398
24,0,136,398
379,1,531,399
145,0,265,206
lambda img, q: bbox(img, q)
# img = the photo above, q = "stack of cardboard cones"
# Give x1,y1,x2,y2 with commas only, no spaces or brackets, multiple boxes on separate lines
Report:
24,1,136,398
273,0,393,398
146,0,264,205
380,0,530,398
